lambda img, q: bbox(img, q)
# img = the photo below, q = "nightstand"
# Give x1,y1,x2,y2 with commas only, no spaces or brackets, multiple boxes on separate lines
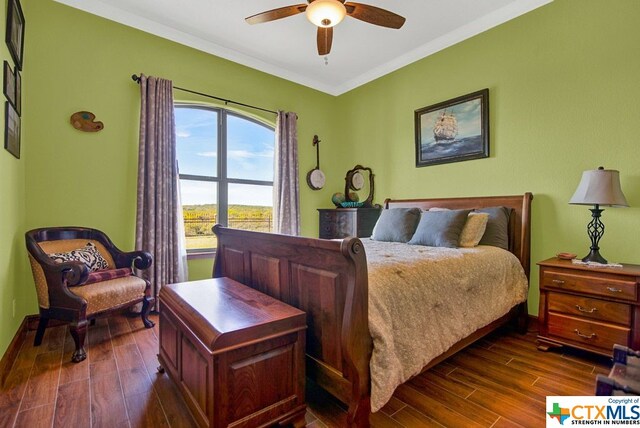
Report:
318,208,381,239
537,257,640,356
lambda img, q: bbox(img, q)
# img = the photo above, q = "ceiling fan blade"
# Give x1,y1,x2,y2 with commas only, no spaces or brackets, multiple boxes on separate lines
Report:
345,3,405,29
246,4,307,25
317,26,333,55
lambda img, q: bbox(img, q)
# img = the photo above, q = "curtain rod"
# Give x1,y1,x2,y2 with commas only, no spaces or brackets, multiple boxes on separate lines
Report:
131,74,278,115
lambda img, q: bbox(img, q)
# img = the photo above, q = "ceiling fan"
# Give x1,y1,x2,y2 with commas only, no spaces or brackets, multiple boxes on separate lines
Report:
245,0,406,56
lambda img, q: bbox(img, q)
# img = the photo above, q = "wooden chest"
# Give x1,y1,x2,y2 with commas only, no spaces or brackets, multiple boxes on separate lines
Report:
158,277,307,428
537,258,640,356
318,207,381,239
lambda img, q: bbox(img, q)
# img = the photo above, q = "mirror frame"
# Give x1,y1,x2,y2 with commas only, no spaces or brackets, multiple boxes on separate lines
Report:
344,165,375,207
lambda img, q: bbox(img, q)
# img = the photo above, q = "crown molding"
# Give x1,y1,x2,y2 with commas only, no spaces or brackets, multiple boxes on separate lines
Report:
55,0,552,96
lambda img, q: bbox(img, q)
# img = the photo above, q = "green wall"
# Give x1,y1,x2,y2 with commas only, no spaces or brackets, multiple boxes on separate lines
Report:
332,0,640,312
0,2,26,357
3,0,640,356
20,1,339,300
1,0,339,354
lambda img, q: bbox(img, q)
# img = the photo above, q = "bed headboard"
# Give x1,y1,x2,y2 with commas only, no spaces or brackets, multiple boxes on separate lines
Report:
384,193,533,278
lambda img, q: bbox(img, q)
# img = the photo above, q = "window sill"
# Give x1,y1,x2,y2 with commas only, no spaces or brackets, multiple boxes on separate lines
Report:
187,250,216,260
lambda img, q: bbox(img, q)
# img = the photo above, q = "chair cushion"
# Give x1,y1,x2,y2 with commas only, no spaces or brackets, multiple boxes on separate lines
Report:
70,275,147,315
83,267,133,286
49,242,109,272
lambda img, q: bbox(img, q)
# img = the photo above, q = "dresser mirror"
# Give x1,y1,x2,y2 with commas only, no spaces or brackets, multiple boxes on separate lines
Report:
344,165,375,207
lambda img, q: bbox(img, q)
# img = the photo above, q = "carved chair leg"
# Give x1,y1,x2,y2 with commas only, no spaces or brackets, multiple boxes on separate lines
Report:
141,296,155,329
34,316,49,346
69,320,88,363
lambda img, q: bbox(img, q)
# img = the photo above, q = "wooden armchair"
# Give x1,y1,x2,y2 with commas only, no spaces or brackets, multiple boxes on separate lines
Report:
26,227,155,363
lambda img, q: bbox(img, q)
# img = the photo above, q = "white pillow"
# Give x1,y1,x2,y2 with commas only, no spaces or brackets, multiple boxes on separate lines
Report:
459,212,489,247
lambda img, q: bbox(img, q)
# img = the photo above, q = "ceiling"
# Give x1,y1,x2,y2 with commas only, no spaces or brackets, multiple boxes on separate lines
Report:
54,0,552,96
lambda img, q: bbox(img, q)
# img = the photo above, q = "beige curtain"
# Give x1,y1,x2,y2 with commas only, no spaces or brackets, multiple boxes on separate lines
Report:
135,74,187,309
273,111,300,235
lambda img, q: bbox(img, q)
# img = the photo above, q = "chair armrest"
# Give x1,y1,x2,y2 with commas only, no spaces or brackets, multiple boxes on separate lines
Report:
112,250,153,270
39,259,90,309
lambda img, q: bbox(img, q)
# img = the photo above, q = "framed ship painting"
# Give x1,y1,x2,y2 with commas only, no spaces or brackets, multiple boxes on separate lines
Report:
415,88,489,167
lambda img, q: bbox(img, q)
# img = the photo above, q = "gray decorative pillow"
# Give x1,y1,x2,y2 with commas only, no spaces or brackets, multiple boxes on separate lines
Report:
408,209,471,247
49,242,109,272
371,208,421,243
477,206,512,250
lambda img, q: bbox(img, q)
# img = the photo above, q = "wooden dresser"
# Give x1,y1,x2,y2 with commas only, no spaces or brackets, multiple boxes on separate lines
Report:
159,277,307,428
537,257,640,356
318,207,381,239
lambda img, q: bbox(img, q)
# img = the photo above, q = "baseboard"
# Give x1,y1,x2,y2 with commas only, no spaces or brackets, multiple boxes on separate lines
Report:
0,315,36,386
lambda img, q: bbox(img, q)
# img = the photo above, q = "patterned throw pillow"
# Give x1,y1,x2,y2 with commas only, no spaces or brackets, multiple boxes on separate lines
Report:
49,242,109,272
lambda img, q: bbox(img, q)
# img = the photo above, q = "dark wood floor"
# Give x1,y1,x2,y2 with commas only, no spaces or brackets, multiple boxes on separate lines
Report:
0,314,610,427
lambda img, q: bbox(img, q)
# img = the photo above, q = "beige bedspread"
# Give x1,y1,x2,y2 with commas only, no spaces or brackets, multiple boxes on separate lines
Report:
362,239,529,412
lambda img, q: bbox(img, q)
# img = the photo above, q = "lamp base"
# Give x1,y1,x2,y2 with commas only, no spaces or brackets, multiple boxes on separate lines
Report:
582,249,608,264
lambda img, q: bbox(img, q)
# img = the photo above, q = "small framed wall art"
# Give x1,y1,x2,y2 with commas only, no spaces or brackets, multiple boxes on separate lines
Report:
5,101,20,159
3,61,16,110
415,88,489,167
6,0,25,70
15,68,20,115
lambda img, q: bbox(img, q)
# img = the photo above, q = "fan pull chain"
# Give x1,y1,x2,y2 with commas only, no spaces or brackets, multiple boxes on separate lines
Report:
324,56,329,66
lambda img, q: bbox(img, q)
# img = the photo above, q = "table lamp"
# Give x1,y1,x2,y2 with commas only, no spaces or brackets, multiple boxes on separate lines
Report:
569,166,629,264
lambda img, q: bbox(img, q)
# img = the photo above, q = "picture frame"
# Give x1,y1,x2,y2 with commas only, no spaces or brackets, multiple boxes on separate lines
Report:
415,88,489,167
3,61,16,110
6,0,25,70
15,68,21,115
5,101,20,159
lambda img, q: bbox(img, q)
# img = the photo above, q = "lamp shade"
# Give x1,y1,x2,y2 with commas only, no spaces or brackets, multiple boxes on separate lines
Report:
306,0,347,28
569,167,629,207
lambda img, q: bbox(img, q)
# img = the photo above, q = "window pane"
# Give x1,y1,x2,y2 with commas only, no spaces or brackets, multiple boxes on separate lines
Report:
180,180,218,250
228,183,273,233
175,107,218,177
227,114,274,181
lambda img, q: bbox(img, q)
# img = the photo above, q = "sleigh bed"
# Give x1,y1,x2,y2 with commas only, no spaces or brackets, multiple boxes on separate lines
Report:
212,193,532,427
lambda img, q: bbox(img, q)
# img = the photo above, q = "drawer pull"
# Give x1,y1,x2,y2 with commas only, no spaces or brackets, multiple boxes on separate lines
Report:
552,279,565,285
575,304,597,313
607,287,622,293
574,329,597,340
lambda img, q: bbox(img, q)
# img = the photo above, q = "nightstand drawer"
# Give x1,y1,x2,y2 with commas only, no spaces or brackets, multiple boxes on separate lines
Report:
542,269,637,302
547,313,630,351
548,292,631,325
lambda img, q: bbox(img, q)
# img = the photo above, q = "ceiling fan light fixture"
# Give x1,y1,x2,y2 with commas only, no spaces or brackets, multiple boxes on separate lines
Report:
306,0,346,28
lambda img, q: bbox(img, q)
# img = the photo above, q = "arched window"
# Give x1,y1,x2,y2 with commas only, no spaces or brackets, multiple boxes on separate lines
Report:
175,105,274,252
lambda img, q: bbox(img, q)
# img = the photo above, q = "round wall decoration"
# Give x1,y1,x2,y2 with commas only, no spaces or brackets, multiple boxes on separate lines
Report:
307,169,326,190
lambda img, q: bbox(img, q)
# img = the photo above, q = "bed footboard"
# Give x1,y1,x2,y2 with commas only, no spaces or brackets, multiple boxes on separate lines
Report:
212,226,372,427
